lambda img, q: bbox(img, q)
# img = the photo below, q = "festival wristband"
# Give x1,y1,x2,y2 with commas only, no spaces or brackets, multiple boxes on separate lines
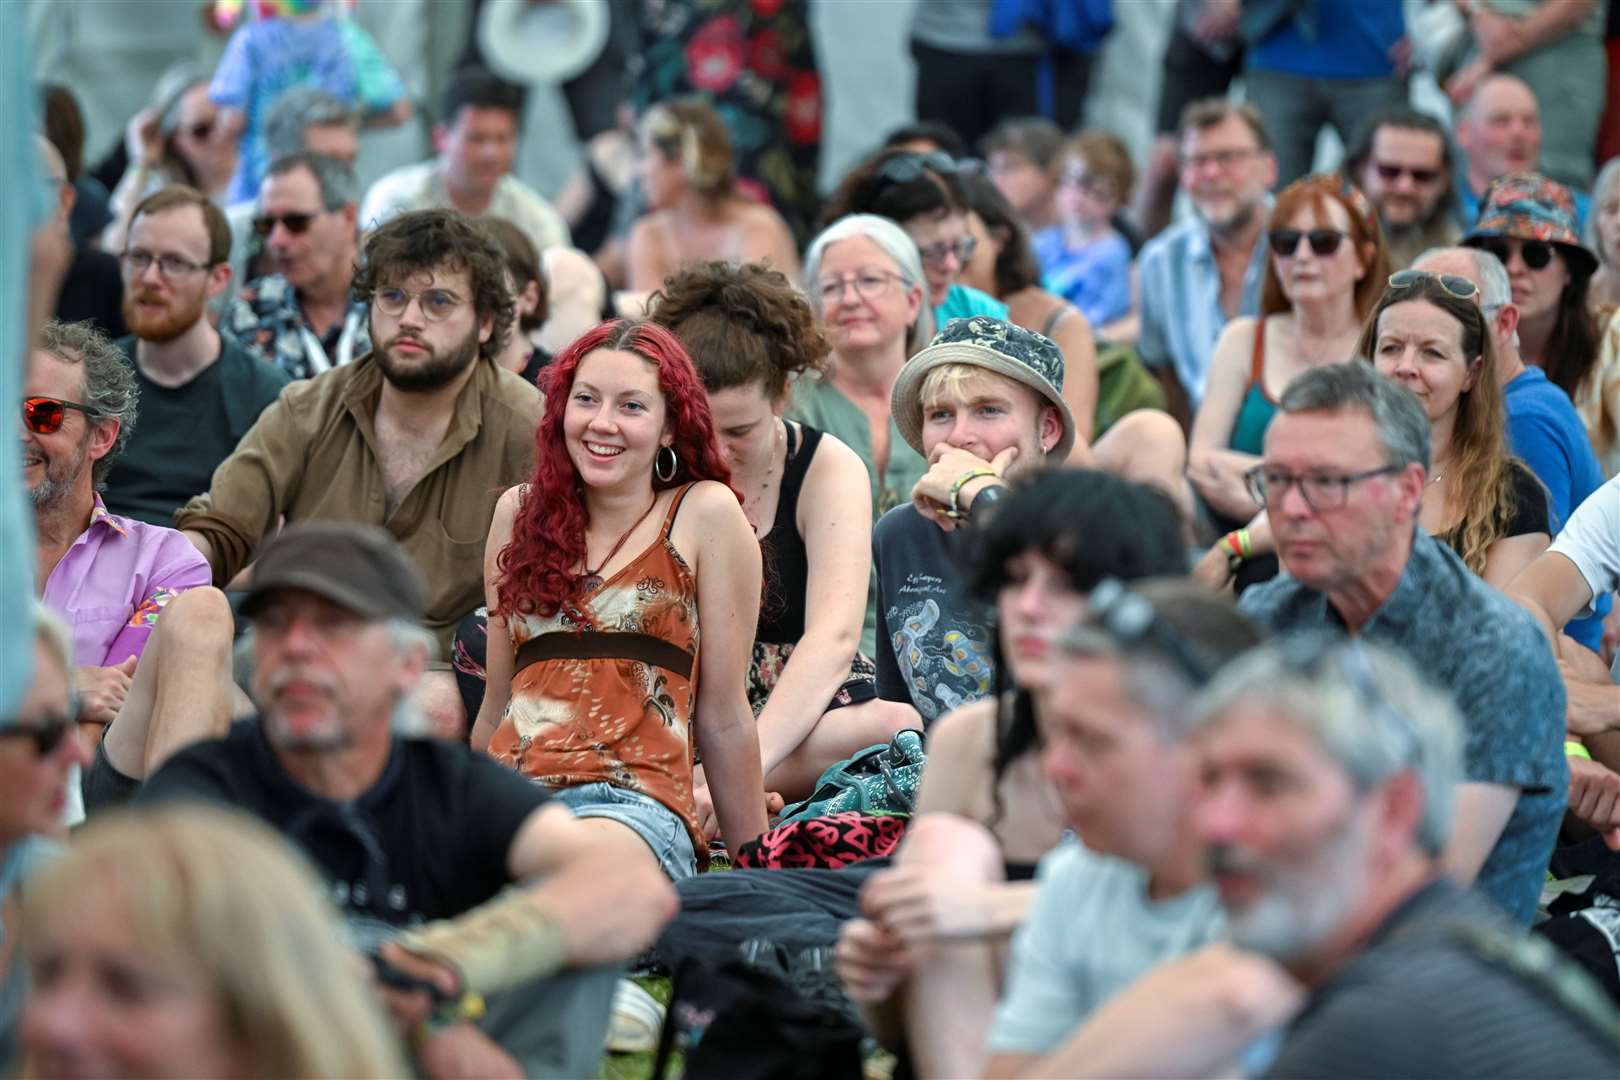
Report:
396,888,568,998
1565,740,1592,760
947,469,1000,518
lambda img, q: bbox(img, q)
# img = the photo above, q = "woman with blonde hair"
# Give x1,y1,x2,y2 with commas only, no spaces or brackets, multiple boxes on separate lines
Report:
626,97,801,292
20,804,404,1079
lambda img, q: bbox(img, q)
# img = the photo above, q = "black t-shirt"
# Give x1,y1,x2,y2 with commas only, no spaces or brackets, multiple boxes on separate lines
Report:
872,504,993,724
55,247,127,340
139,721,550,948
1440,459,1552,562
105,334,289,526
757,423,820,646
1265,880,1620,1078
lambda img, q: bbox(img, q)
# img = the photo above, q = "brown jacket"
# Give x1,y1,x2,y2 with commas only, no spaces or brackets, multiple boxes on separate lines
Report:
176,354,543,651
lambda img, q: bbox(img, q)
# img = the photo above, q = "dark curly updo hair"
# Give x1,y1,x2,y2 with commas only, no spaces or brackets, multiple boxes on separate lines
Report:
647,261,830,401
352,209,515,361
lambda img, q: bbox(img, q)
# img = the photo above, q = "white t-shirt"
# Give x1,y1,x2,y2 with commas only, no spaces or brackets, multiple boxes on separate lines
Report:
986,839,1226,1054
1548,473,1620,619
359,159,571,254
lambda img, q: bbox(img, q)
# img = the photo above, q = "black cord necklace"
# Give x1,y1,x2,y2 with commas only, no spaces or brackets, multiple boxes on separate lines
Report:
578,494,659,592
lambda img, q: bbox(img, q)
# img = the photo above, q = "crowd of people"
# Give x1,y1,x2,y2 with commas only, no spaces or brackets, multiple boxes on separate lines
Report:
6,0,1620,1077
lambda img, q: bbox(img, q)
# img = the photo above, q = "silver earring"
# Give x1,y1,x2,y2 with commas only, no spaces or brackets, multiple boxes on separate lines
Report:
655,444,678,483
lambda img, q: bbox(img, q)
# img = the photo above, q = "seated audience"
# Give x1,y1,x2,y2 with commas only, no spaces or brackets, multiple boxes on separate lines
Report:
472,321,768,875
1414,245,1610,647
223,152,371,378
1454,74,1554,228
482,216,551,383
1348,106,1462,270
41,137,125,341
979,580,1263,1079
1189,175,1387,551
101,66,238,251
957,167,1100,455
1238,361,1566,924
125,523,677,1076
1033,131,1136,331
650,262,882,799
1046,636,1619,1077
1463,173,1616,476
1137,99,1277,422
980,116,1064,233
872,318,1074,725
178,209,542,734
835,477,1209,1080
21,806,405,1079
824,148,1009,328
0,605,91,1073
40,83,111,252
626,97,800,292
109,186,287,525
1588,157,1620,317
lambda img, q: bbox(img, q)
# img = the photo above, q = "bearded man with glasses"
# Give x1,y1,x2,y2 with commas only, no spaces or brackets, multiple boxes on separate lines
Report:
1236,360,1567,927
177,209,543,740
1346,106,1461,271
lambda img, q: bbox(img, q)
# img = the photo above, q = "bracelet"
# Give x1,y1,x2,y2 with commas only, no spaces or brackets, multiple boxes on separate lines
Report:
946,468,1000,519
1566,740,1592,760
1222,529,1254,560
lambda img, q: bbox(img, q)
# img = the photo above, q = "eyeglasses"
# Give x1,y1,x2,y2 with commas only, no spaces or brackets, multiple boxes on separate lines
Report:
121,248,213,278
22,396,104,435
1268,229,1348,257
1475,237,1557,271
0,711,76,758
916,235,977,268
1076,578,1217,685
816,271,903,306
1372,161,1442,185
373,286,464,322
1244,464,1401,512
1179,147,1260,172
1060,170,1116,199
253,211,318,237
1387,269,1479,300
876,150,958,185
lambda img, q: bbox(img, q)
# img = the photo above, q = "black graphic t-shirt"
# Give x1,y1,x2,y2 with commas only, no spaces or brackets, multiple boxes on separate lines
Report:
141,720,549,947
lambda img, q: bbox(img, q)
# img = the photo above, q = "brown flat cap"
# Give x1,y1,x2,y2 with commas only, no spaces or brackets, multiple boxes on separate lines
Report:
239,522,426,622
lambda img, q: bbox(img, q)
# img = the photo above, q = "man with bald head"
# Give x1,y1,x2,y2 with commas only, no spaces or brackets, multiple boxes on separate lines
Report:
1453,75,1588,229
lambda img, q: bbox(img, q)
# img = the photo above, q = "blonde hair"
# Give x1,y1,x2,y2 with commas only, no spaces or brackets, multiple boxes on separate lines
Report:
642,98,734,199
23,806,406,1079
919,363,1040,419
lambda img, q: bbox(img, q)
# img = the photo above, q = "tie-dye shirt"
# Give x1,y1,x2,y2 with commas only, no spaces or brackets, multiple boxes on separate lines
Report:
41,495,212,668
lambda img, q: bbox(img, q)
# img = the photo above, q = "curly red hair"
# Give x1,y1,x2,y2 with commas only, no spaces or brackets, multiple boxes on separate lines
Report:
495,320,737,620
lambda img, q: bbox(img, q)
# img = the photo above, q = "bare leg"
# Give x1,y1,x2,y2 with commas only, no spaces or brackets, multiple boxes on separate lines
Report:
765,699,919,799
1091,408,1197,527
410,670,468,741
102,587,236,779
571,817,671,879
893,816,1007,1079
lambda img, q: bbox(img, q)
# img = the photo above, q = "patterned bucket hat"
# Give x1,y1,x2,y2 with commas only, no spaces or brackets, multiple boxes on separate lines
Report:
1463,172,1598,278
891,316,1075,460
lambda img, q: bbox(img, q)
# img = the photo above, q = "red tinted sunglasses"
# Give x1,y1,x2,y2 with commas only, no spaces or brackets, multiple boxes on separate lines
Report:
22,396,103,435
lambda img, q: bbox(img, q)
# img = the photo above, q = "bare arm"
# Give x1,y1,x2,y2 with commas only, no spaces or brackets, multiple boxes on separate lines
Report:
1187,317,1263,521
1048,305,1099,452
625,216,673,293
1558,636,1620,737
1507,551,1596,642
1480,532,1550,592
1470,0,1597,66
1442,781,1519,885
687,483,770,856
746,207,802,284
753,437,871,773
471,487,521,753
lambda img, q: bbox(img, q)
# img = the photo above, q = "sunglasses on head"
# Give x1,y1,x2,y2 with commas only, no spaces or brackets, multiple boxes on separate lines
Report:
22,396,103,435
1476,238,1557,271
253,212,318,237
1372,161,1441,185
876,150,959,186
1388,269,1479,301
1268,228,1347,257
1,710,75,758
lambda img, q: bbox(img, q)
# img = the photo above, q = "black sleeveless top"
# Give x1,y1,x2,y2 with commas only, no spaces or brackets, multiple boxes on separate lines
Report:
756,423,822,646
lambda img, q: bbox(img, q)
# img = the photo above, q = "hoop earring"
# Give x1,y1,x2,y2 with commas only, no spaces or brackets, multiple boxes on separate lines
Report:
655,445,679,483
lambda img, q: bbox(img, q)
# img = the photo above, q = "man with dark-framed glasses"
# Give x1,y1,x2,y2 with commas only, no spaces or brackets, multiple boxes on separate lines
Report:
1236,360,1566,927
176,208,543,739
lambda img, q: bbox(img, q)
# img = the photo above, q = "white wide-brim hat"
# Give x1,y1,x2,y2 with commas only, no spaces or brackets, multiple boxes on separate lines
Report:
478,0,611,86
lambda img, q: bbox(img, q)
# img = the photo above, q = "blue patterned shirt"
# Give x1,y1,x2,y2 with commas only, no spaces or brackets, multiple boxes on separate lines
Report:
1239,530,1567,926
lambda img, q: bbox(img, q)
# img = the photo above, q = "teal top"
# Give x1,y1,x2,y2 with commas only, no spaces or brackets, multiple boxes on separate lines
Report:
934,283,1009,329
786,370,927,658
1228,316,1277,456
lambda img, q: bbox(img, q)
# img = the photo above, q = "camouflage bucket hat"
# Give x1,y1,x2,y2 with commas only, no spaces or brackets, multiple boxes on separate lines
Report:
891,316,1075,460
1463,172,1598,278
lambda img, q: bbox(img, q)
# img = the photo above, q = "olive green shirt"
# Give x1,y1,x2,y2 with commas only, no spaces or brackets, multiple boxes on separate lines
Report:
786,370,928,657
176,355,544,653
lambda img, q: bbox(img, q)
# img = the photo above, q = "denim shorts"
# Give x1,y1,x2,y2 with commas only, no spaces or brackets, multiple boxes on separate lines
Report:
551,781,696,881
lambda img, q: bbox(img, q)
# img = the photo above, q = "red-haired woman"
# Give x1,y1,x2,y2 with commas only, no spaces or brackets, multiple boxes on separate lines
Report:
471,320,768,879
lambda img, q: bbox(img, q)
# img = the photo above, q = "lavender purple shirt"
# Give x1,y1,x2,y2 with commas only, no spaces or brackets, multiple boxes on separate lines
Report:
41,496,211,668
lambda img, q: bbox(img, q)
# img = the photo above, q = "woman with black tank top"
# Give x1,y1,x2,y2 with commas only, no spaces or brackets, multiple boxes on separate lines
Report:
835,469,1189,1079
648,261,897,806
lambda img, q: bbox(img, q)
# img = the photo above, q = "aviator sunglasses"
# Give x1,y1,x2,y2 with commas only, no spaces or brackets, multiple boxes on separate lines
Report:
22,396,103,435
1268,228,1348,257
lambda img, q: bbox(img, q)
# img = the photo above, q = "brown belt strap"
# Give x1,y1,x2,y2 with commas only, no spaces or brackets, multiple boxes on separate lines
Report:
515,631,694,680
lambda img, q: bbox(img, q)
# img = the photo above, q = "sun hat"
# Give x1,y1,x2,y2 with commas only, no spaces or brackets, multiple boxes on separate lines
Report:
239,522,426,623
891,316,1074,460
1462,172,1598,278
